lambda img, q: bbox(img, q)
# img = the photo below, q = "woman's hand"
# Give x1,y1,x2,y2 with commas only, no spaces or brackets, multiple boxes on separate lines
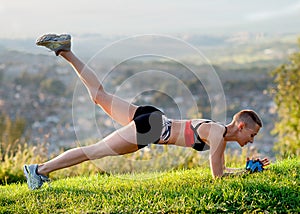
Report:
246,157,270,172
247,157,270,167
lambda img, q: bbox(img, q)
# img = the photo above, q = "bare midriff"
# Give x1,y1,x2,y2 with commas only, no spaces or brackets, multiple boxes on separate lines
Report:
165,120,188,147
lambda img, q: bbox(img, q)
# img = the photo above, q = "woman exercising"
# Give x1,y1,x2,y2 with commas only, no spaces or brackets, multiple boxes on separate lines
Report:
24,34,269,190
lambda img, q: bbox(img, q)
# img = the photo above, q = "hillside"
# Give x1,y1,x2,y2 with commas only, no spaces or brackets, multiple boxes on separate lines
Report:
0,158,299,213
1,34,298,158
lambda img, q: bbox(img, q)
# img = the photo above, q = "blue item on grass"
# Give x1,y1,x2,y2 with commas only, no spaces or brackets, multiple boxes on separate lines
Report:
246,159,264,173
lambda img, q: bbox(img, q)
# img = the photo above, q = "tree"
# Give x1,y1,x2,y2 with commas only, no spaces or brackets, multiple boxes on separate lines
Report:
271,38,300,158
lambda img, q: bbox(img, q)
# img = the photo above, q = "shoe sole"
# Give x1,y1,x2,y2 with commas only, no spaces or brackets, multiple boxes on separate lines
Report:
23,165,30,178
36,40,70,46
23,165,33,189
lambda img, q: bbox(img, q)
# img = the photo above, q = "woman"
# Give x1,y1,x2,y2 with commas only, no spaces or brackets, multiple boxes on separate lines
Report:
24,34,269,190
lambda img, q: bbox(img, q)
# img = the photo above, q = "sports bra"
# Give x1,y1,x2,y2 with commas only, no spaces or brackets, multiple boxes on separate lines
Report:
184,120,227,151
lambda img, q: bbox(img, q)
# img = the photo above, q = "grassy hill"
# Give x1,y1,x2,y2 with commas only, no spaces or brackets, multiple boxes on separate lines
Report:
0,158,299,213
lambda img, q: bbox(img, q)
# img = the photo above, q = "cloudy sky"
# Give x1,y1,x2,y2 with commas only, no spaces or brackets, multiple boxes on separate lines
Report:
1,0,300,38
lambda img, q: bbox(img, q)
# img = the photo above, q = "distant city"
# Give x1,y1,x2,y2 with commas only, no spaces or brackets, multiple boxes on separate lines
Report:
0,32,299,157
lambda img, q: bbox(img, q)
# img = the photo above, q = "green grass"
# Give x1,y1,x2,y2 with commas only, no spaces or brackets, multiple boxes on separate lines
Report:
0,158,299,213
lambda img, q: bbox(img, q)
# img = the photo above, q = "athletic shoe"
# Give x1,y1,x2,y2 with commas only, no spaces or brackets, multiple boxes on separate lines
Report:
23,164,50,190
36,34,71,56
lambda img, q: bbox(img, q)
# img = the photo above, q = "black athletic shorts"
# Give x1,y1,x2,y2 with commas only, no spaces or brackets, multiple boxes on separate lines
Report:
132,105,164,149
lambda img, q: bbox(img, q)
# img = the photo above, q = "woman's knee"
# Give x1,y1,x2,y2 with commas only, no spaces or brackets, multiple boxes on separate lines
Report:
90,86,105,104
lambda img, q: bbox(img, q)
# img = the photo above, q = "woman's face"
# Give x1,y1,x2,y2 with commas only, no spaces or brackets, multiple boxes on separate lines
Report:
237,124,260,147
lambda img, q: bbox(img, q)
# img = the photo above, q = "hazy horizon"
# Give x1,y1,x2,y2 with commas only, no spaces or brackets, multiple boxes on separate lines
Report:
1,0,300,39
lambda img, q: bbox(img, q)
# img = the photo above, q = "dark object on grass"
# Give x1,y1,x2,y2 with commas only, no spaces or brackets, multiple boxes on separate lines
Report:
246,159,264,173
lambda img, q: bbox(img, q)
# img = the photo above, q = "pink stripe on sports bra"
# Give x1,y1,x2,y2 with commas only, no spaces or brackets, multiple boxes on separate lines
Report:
184,120,194,147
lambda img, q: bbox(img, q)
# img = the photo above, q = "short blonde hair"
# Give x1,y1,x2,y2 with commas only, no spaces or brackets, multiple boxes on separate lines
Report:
233,109,262,128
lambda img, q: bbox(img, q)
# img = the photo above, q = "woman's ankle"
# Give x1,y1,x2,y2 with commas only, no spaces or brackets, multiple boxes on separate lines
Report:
37,164,48,176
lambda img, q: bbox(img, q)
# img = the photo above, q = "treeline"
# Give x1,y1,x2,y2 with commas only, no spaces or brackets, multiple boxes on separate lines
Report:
271,38,300,158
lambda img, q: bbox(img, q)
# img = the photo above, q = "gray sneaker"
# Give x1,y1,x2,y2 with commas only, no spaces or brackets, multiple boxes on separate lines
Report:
23,164,50,190
36,34,71,56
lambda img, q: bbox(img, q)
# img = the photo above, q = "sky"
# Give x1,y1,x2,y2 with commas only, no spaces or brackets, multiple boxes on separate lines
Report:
0,0,300,39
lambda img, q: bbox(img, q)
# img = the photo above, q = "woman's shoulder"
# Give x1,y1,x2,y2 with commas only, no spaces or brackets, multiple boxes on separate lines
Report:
192,119,226,136
190,118,211,126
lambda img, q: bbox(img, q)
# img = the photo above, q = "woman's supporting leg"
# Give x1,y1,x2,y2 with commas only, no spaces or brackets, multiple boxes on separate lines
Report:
60,51,138,126
38,122,139,176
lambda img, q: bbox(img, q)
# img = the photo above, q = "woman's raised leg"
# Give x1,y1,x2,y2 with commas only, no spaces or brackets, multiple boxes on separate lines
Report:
60,51,138,126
